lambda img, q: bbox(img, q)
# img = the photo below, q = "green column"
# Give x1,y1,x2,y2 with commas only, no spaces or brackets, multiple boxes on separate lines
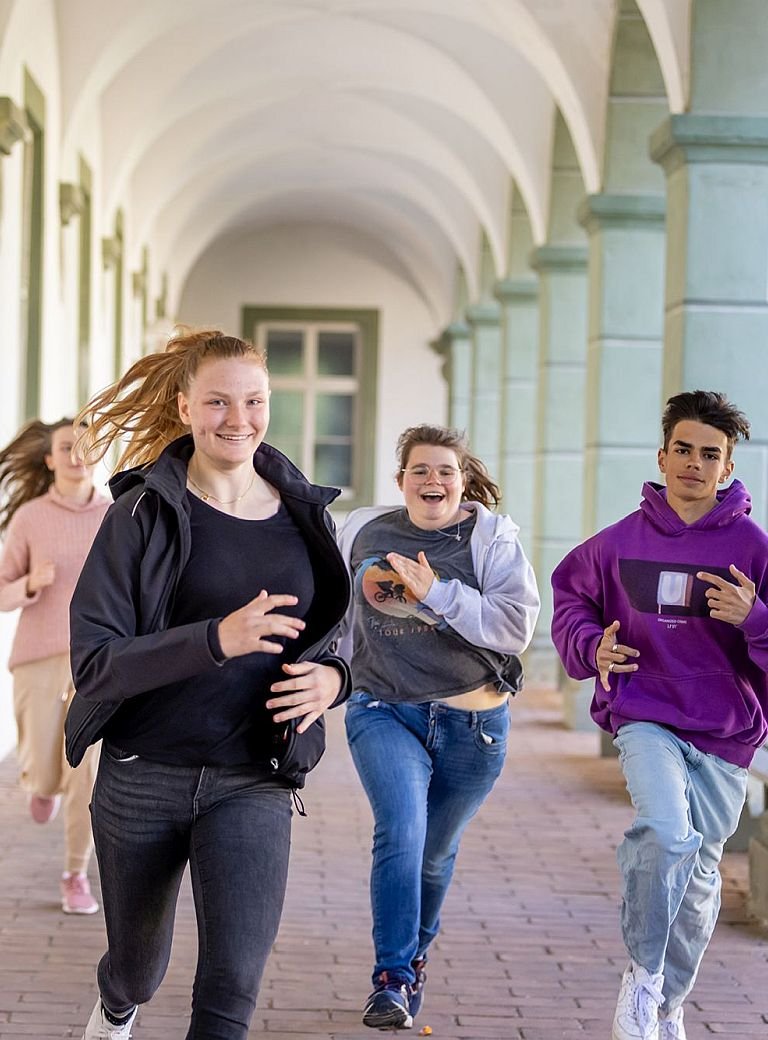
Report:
495,277,538,545
649,0,768,523
650,115,768,525
439,321,472,432
529,244,589,662
578,194,666,533
466,302,502,472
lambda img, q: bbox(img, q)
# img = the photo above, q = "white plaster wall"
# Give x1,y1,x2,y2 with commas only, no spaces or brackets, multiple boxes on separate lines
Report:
0,0,62,761
0,3,111,761
177,222,446,508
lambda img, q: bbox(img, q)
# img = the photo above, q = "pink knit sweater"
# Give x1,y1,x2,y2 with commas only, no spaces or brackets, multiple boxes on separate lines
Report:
0,486,110,670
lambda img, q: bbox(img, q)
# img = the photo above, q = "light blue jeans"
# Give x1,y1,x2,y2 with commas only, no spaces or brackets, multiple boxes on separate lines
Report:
345,692,509,985
613,722,747,1010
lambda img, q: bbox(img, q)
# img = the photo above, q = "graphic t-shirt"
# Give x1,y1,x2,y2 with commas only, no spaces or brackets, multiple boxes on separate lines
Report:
350,508,508,702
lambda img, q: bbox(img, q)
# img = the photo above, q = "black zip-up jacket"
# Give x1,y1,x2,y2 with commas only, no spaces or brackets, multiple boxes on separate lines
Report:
65,435,352,787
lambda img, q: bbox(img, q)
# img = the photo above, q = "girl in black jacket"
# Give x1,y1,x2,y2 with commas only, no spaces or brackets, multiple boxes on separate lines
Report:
67,328,351,1040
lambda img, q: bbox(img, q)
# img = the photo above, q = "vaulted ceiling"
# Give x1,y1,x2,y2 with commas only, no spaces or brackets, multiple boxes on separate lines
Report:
42,0,689,315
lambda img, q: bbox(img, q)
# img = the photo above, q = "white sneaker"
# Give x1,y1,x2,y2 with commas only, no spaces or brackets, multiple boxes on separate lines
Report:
659,1006,686,1039
82,999,138,1039
612,962,665,1040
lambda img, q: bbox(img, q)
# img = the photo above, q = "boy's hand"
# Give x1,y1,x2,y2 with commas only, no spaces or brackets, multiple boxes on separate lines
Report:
595,620,639,692
697,565,755,625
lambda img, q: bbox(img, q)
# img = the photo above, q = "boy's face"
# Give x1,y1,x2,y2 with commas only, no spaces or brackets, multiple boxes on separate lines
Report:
658,419,734,514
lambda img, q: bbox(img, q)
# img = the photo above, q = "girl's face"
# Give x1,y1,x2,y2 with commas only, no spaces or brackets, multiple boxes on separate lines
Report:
178,356,270,471
397,443,465,530
46,426,93,483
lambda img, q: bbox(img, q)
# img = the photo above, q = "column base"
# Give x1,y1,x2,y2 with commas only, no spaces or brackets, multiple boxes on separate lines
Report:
559,674,595,732
748,821,768,925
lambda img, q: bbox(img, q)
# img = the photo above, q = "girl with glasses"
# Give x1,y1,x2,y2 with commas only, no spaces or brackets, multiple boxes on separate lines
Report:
338,423,540,1029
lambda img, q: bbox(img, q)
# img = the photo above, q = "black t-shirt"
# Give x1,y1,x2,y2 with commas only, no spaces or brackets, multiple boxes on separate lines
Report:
103,494,315,765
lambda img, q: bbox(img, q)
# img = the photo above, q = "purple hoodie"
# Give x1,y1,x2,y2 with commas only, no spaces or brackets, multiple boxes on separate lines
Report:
551,479,768,767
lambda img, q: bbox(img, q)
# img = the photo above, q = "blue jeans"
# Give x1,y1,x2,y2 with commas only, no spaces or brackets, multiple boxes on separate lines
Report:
90,744,293,1040
345,692,509,985
613,722,747,1010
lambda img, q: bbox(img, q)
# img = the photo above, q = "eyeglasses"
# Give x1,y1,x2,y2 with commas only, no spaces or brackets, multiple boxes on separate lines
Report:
401,465,462,485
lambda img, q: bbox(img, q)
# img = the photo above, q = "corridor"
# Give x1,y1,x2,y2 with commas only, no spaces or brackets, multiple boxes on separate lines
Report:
0,688,765,1039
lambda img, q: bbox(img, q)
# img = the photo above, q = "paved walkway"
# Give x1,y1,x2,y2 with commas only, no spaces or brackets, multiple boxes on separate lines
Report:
0,688,766,1039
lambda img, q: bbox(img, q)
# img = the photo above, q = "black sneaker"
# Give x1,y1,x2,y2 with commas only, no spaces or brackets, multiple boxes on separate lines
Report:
409,958,427,1019
362,971,413,1030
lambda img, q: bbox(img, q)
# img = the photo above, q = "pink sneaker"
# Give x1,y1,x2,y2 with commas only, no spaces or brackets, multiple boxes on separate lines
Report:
29,794,61,823
61,873,99,915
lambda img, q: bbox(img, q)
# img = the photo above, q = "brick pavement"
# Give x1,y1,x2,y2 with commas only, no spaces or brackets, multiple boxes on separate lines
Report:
0,688,766,1038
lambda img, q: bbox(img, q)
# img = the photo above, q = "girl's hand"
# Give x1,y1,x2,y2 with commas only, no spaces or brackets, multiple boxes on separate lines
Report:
217,589,305,659
386,550,435,602
27,561,56,595
267,662,343,732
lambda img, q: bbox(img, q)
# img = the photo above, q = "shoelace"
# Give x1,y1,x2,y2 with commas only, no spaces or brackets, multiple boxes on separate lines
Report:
376,971,410,994
659,1015,683,1039
633,974,665,1034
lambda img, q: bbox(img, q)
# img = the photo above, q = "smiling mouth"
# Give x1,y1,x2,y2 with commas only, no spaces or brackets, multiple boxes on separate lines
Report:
420,491,445,502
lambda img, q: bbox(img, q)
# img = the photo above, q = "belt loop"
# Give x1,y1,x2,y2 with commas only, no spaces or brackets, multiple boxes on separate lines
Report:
470,710,477,728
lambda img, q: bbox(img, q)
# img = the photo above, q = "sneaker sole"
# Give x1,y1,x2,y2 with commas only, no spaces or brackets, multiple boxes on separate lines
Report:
61,901,100,915
362,1007,413,1030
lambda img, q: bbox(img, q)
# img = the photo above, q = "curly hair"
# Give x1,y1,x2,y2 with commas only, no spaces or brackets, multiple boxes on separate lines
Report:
75,327,267,471
0,418,76,536
395,424,501,508
661,390,750,457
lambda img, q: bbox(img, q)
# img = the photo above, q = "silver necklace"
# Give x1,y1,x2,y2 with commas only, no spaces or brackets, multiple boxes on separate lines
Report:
187,469,255,505
434,518,462,542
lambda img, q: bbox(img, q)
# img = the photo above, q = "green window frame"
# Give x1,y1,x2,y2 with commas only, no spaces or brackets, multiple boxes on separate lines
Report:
77,155,92,405
20,68,45,420
242,306,378,510
113,209,124,378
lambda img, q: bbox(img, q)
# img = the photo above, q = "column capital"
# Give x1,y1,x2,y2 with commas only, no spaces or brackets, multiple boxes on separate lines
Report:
102,236,122,270
465,301,500,327
432,320,471,355
529,243,588,273
577,193,666,233
494,277,538,304
650,114,768,174
0,97,27,155
59,182,86,225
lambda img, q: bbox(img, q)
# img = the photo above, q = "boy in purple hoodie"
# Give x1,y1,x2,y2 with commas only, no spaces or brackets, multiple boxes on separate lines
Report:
551,391,768,1040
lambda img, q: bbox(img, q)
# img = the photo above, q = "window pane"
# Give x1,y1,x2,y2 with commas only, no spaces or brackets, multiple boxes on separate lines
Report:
318,331,355,376
265,329,303,375
316,393,353,437
315,443,352,486
269,391,304,438
269,435,302,466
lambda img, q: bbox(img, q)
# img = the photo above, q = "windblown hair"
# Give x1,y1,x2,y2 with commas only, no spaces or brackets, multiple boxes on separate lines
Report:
395,424,501,508
661,390,750,457
0,418,76,536
75,327,266,471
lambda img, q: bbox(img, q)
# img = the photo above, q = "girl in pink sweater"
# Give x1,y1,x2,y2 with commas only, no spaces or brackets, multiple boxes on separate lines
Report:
0,418,109,913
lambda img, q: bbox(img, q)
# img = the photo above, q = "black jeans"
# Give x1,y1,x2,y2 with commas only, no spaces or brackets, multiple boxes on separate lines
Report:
91,744,292,1040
